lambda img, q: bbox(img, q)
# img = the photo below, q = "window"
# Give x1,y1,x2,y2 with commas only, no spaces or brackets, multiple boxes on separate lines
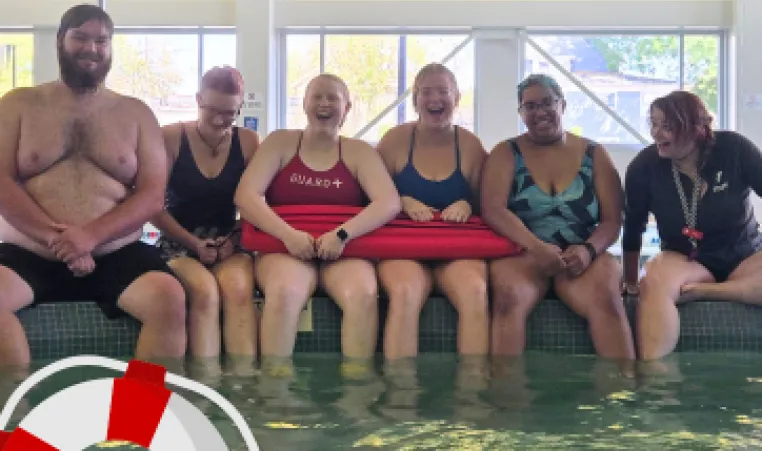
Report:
524,33,723,145
684,34,721,120
284,34,321,129
107,33,200,126
0,33,33,97
202,33,237,72
281,32,475,142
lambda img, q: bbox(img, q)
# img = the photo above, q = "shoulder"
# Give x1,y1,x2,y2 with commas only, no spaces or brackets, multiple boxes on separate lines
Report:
342,136,376,156
456,126,487,155
626,143,659,176
713,130,758,153
378,123,414,148
236,126,261,160
0,85,47,113
261,128,299,145
113,93,160,125
161,122,184,139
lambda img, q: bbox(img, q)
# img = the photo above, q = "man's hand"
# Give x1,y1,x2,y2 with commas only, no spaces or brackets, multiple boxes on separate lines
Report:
68,254,96,277
49,224,98,264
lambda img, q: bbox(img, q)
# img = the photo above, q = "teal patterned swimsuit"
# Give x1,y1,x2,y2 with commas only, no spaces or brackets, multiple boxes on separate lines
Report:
507,139,600,249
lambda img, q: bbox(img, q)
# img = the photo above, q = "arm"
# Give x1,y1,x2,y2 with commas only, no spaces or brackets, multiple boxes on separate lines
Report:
339,141,402,240
233,131,298,242
480,141,546,250
584,145,623,256
734,131,762,197
621,152,652,286
0,89,61,246
83,100,167,246
148,124,201,249
466,137,488,216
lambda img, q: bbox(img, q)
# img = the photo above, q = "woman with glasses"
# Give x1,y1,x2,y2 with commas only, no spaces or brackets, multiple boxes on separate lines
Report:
623,90,762,360
480,73,635,360
151,66,260,362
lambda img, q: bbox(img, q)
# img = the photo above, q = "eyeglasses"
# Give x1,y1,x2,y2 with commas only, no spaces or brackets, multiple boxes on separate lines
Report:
199,105,240,121
519,97,560,114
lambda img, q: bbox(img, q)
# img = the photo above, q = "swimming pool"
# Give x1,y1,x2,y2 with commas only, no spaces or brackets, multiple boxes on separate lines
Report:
4,351,762,450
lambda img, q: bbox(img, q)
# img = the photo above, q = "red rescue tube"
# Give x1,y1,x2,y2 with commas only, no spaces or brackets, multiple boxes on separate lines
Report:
241,205,522,260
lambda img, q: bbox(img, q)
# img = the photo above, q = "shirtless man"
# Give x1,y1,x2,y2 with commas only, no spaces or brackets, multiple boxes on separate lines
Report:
0,4,187,367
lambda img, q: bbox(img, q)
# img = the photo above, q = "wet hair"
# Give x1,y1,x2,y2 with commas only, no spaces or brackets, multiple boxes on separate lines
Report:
305,73,350,102
201,66,245,95
650,91,715,167
517,73,564,103
412,63,459,107
57,4,114,42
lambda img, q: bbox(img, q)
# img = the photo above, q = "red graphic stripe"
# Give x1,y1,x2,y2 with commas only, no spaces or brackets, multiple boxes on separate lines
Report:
0,430,10,448
0,428,59,450
106,360,172,447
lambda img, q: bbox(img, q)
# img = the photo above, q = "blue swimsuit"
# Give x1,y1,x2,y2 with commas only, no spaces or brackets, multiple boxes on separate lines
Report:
393,126,473,211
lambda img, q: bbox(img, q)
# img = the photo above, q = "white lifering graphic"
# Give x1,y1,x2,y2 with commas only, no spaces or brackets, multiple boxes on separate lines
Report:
0,355,259,450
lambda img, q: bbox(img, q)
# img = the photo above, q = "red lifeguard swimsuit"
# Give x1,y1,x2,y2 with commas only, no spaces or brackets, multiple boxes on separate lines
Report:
266,132,364,207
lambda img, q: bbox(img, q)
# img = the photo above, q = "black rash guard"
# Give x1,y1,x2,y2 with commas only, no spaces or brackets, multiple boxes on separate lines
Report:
622,130,762,281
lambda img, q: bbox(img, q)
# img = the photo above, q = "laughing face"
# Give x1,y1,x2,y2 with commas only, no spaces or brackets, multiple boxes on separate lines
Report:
519,84,565,144
303,76,351,134
649,106,695,160
58,19,112,92
414,71,459,129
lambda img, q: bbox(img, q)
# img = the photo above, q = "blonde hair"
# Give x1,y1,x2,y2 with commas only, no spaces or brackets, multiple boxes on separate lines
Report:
412,63,459,107
305,73,351,103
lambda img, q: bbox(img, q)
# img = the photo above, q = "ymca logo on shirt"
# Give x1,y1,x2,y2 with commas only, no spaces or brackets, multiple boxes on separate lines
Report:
290,172,344,189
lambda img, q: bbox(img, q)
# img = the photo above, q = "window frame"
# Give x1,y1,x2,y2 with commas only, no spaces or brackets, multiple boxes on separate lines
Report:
523,28,729,131
275,27,475,137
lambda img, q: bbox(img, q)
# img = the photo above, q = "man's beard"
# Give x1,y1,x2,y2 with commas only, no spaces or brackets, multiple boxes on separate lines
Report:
57,45,111,93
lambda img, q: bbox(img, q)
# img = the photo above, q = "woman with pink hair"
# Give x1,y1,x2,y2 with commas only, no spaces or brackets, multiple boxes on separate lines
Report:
151,66,260,362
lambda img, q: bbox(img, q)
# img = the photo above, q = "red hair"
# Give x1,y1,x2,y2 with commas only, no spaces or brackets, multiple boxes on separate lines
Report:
201,66,244,95
650,91,715,163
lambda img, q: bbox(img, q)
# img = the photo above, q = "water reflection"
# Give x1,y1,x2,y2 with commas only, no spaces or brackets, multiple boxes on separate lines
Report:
0,352,761,450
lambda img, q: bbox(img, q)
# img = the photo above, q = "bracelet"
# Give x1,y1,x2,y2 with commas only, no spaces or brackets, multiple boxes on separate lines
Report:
582,241,597,261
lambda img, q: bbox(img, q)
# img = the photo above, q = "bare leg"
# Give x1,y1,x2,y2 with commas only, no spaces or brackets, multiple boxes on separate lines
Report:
554,252,635,360
168,257,221,358
320,258,379,360
377,260,432,360
118,272,187,360
213,253,257,359
489,254,549,356
681,251,762,304
0,266,34,367
255,253,317,358
637,251,714,360
434,259,489,355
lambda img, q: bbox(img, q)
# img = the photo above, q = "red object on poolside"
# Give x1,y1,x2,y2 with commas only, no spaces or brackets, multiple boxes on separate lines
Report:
241,205,523,260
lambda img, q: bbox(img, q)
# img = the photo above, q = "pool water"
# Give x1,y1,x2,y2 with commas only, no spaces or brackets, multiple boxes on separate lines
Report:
3,352,762,450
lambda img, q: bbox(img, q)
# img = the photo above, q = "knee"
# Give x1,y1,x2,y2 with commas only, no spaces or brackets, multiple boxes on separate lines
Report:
186,276,220,313
144,276,187,327
385,280,426,311
263,282,310,315
491,279,538,318
452,279,489,318
217,264,255,309
334,281,379,314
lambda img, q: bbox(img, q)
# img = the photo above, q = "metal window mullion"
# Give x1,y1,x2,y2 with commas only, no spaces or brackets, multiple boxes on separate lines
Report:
679,32,685,90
